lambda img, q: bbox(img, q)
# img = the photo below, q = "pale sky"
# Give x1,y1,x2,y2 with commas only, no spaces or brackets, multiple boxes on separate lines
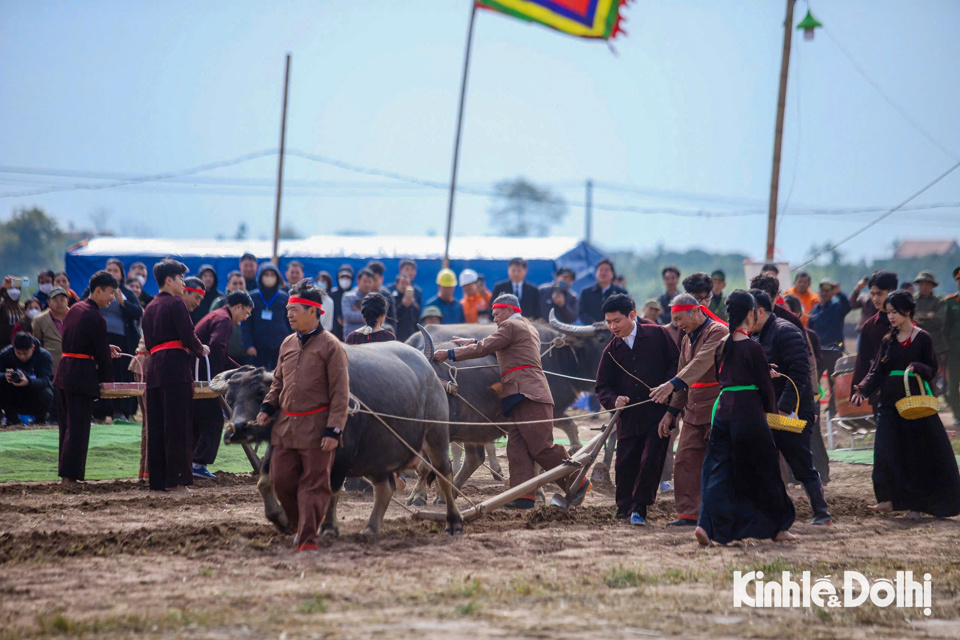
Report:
1,0,958,265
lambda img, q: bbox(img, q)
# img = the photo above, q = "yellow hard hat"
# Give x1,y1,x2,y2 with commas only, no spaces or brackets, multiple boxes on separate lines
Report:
436,268,457,287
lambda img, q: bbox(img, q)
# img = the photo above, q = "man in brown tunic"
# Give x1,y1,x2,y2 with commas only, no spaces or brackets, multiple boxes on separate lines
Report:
256,284,349,553
434,293,590,510
651,293,726,526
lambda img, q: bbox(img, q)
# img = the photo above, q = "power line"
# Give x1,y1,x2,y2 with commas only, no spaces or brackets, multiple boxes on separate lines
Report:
1,150,957,221
0,149,278,198
793,159,960,270
822,26,959,162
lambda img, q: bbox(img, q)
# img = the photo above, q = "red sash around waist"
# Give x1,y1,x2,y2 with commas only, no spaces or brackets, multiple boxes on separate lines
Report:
282,404,331,417
149,340,187,355
691,381,720,389
502,364,539,377
62,352,94,360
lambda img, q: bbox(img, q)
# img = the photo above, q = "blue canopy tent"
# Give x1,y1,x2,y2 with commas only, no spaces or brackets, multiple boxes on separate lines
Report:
66,235,607,307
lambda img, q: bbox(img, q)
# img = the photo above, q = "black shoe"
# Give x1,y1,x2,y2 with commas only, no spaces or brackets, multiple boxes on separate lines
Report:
810,513,833,526
666,518,697,527
505,497,536,510
614,510,629,520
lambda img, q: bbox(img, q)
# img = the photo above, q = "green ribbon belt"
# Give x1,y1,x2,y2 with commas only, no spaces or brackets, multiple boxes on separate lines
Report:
710,385,759,425
889,369,932,396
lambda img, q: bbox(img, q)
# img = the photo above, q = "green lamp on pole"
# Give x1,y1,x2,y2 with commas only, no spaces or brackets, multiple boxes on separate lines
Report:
797,10,822,41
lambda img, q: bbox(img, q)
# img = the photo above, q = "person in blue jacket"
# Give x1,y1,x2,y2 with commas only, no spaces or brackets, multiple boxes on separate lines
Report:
241,263,292,370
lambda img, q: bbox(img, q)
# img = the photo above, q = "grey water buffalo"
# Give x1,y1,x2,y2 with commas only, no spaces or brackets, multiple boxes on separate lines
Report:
212,340,464,536
406,310,612,492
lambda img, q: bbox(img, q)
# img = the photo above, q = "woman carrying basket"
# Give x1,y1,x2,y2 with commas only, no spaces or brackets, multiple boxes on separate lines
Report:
852,291,960,519
695,290,797,546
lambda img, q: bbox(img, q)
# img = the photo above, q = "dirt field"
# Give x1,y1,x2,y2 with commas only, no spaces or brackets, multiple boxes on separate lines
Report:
3,418,960,640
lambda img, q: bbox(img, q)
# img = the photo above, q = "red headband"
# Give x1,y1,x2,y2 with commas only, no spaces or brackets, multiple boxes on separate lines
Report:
289,296,325,314
184,286,205,295
492,302,522,314
670,303,729,327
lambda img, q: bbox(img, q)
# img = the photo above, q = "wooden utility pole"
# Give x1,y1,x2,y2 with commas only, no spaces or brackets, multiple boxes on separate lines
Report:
272,54,291,266
766,0,796,262
442,3,478,269
584,179,593,243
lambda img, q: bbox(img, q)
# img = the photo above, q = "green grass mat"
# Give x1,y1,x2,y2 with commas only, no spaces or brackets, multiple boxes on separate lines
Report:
0,424,256,482
828,448,960,466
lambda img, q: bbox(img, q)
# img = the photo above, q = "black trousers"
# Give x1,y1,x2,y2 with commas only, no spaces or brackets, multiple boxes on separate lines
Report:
147,382,194,490
772,423,829,517
615,419,669,518
192,398,224,466
57,389,95,481
0,379,54,422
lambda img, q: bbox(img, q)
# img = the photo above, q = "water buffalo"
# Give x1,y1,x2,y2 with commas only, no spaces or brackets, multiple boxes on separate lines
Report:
212,340,464,536
406,310,612,492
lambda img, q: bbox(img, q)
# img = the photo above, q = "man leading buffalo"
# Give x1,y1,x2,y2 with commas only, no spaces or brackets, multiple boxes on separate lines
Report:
433,293,590,510
255,283,350,554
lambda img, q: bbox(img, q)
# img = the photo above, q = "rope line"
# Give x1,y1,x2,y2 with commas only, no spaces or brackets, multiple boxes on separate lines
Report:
349,393,480,511
352,398,652,428
604,351,653,390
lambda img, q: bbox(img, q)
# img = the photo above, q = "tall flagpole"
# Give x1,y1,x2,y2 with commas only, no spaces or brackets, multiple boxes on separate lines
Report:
442,2,479,269
766,0,795,262
272,54,291,267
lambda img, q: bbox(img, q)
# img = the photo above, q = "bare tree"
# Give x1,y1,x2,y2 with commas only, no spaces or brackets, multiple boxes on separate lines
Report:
488,178,567,237
88,207,113,235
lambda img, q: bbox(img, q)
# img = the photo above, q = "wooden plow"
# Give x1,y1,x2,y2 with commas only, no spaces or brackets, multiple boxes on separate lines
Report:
414,408,622,524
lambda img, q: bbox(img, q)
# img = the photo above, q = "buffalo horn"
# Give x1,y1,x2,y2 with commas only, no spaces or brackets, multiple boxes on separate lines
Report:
548,308,597,336
417,324,435,360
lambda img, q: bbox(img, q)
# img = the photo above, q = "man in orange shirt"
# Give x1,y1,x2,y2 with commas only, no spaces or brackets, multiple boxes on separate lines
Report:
460,269,491,324
784,271,819,327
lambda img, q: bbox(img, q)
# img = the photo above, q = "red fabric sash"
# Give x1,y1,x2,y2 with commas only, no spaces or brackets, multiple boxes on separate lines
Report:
492,302,522,314
289,296,325,314
149,340,187,355
502,364,539,378
282,404,331,417
183,286,205,295
669,303,728,327
62,352,94,360
691,381,719,388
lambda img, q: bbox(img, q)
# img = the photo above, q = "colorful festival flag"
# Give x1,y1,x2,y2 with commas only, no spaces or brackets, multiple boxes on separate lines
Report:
476,0,631,40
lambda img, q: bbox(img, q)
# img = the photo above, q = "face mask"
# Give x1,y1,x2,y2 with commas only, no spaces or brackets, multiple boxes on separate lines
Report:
39,283,53,294
27,309,41,319
317,282,328,292
7,288,20,302
338,277,352,290
136,275,146,285
261,274,278,288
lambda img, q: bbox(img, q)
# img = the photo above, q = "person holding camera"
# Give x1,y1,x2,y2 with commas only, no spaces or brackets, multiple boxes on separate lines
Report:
539,267,579,324
0,332,54,425
389,272,421,341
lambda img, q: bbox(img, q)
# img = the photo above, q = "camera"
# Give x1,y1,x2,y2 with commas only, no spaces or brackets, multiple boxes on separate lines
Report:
7,370,24,384
553,280,569,292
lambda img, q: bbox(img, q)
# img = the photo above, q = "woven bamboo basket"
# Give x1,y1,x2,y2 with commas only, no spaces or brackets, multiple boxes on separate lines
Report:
100,354,146,398
193,355,219,399
895,369,939,420
767,375,807,434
